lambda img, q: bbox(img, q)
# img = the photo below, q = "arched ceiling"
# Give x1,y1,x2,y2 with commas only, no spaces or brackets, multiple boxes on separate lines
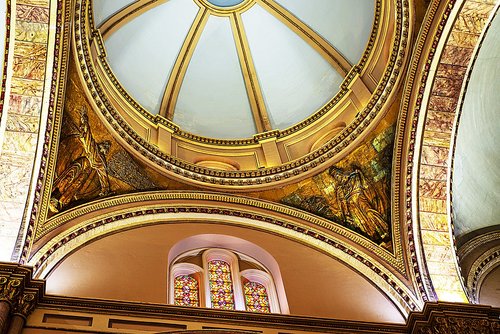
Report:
480,266,500,307
45,223,405,323
452,10,500,240
94,0,374,138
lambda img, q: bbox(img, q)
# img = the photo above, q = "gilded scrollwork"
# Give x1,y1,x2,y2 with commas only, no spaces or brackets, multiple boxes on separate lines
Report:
12,292,37,318
0,277,22,305
414,316,498,334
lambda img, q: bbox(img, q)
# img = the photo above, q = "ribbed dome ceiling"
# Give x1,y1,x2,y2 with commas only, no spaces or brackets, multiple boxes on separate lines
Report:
93,0,375,139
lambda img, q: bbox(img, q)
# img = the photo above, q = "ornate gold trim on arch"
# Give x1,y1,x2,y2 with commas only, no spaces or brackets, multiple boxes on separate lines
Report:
396,0,498,303
466,246,500,304
37,191,405,271
71,0,412,190
28,192,421,317
457,230,500,260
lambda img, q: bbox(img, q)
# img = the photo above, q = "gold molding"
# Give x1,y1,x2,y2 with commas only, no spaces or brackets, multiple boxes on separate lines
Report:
230,12,271,132
159,7,209,120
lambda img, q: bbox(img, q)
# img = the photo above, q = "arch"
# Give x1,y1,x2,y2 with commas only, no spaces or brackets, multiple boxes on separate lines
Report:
202,248,242,310
396,0,498,302
27,192,418,317
466,246,500,304
167,234,288,313
169,263,204,307
168,238,286,313
240,269,280,313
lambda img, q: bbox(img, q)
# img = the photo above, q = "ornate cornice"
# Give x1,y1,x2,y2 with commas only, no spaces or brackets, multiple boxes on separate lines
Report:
37,294,409,333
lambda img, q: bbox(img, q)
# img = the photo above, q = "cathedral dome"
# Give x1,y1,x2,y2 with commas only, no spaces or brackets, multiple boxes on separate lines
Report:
94,0,374,139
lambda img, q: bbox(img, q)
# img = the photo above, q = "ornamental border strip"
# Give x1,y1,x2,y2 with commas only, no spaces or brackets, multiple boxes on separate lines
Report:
20,0,72,263
403,0,499,303
395,0,455,302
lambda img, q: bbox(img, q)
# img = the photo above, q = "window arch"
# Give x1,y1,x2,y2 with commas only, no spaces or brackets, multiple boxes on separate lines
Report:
240,269,280,313
169,262,204,308
168,240,287,314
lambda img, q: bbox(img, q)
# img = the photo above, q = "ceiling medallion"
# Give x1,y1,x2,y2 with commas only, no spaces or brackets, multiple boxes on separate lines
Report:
197,0,255,14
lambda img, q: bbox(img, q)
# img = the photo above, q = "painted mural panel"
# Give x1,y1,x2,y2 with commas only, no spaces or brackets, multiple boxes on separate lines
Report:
50,65,160,214
279,125,394,249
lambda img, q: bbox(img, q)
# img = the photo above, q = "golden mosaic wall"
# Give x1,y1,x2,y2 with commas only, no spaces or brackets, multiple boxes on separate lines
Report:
0,0,50,259
48,62,198,216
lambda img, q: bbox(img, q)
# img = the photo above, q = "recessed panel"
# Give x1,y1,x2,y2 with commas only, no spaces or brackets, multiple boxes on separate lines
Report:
242,5,343,130
105,0,199,113
174,16,256,139
275,0,375,65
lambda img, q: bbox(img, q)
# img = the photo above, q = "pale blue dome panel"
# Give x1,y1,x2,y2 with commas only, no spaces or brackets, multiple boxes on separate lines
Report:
275,0,375,65
174,15,257,139
242,4,344,130
105,0,199,113
93,0,136,27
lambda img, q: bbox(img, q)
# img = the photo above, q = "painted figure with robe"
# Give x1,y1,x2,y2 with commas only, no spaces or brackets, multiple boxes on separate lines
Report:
49,107,111,212
329,167,389,243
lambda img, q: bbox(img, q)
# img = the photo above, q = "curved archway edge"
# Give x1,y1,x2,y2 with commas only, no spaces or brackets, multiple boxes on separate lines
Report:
29,192,420,317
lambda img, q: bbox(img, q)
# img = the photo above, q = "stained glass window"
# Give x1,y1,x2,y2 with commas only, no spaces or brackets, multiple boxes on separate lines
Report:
208,260,235,310
243,281,270,313
174,275,200,307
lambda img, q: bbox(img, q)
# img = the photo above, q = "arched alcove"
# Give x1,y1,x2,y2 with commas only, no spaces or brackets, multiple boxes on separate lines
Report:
44,223,405,323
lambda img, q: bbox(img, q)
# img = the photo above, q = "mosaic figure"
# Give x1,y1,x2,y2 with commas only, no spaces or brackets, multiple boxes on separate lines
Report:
329,167,389,243
49,107,111,212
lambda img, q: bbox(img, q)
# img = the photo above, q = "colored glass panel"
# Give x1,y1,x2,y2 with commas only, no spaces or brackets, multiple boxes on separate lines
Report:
174,275,200,307
244,281,270,313
208,260,235,310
